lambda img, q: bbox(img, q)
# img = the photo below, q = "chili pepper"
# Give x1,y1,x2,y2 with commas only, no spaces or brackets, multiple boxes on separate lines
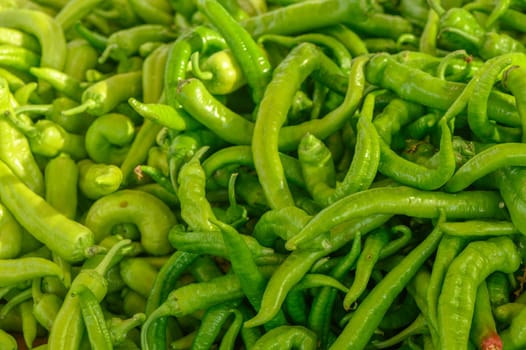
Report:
76,283,114,350
251,325,317,349
467,55,523,143
0,8,66,71
54,0,103,30
188,254,224,285
190,48,247,95
83,189,177,255
252,43,332,209
164,25,227,109
241,0,374,38
107,312,146,346
436,7,485,52
203,145,305,190
378,290,421,331
62,70,143,116
298,132,336,204
119,45,173,187
0,329,17,350
0,44,41,72
0,67,26,92
45,152,79,219
63,38,99,82
470,281,502,350
78,158,123,200
134,165,174,196
258,32,353,73
303,114,381,206
99,24,177,64
5,109,87,159
0,77,45,195
141,273,245,350
0,202,24,259
74,22,109,52
119,257,159,299
343,227,391,310
0,26,41,53
286,185,506,250
502,64,526,142
218,308,243,350
252,206,311,247
492,166,526,235
128,0,174,25
0,157,97,262
307,231,361,348
127,97,188,132
438,237,520,349
365,52,520,127
39,97,96,135
47,239,131,350
0,257,64,287
329,214,445,350
440,220,518,238
29,66,84,101
487,271,512,309
175,147,217,231
211,217,288,327
500,303,526,350
19,299,37,349
175,52,365,152
444,142,522,192
31,277,63,331
379,118,456,190
197,0,272,103
321,24,369,56
494,302,526,324
0,287,33,319
189,300,241,349
418,234,467,347
350,11,415,41
84,112,135,165
83,1,137,31
143,251,199,350
374,313,428,349
373,97,426,146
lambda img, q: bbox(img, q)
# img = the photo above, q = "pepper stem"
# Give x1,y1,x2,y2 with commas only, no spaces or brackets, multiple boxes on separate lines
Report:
62,99,96,116
14,104,52,116
190,51,214,81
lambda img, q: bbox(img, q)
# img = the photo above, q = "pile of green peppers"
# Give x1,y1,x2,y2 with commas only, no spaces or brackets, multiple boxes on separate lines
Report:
2,0,526,349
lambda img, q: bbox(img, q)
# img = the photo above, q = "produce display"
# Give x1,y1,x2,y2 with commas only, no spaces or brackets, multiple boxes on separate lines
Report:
1,0,526,349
